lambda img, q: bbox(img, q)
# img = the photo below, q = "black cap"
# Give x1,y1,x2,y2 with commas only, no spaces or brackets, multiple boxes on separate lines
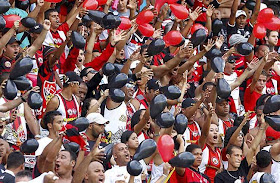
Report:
43,46,57,60
216,96,230,103
7,36,21,45
182,98,195,109
147,79,160,90
29,23,43,34
64,71,82,84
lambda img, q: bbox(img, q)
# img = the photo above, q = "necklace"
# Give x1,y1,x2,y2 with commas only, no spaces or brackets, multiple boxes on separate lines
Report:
192,171,203,183
226,170,242,183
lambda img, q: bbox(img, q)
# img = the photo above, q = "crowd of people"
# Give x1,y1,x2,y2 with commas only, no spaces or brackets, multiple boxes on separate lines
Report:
0,0,279,182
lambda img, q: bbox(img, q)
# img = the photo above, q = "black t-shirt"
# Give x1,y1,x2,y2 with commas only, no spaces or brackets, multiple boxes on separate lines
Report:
214,158,250,183
227,23,253,39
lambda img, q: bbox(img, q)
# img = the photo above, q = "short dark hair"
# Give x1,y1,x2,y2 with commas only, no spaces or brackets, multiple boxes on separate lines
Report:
44,9,58,20
81,98,93,117
42,111,62,130
226,145,242,155
15,170,32,181
80,67,92,78
186,144,201,153
256,150,272,168
61,149,77,162
266,29,279,38
202,82,216,91
7,152,25,169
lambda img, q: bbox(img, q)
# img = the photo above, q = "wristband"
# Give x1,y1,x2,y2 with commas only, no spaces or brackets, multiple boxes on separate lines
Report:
35,135,42,139
76,15,82,20
21,96,26,102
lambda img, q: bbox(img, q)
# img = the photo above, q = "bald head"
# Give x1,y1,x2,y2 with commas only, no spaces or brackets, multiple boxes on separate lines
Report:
85,161,105,183
112,143,130,166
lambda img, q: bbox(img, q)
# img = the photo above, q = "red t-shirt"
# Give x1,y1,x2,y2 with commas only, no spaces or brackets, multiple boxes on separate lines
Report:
244,86,262,112
169,167,210,183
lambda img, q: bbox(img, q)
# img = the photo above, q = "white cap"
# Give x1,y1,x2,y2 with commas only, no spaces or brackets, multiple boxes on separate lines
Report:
235,10,247,18
130,60,140,69
86,113,109,124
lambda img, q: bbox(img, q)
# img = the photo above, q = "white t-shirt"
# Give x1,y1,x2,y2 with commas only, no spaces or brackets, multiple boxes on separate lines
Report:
35,137,53,156
104,165,142,183
249,172,265,183
104,102,127,143
262,146,280,182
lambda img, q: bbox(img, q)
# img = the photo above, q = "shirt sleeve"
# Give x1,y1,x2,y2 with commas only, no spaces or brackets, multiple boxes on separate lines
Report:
84,44,115,70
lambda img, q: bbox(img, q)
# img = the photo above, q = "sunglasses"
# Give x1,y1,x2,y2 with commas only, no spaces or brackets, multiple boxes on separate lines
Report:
125,83,135,88
86,70,97,75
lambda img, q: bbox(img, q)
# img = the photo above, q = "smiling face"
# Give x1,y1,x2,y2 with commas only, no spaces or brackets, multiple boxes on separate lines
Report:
113,143,130,166
86,161,105,183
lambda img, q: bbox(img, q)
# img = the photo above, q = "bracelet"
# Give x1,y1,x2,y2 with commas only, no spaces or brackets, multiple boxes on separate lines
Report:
162,174,167,178
149,37,155,41
76,15,82,20
35,135,42,139
21,96,26,102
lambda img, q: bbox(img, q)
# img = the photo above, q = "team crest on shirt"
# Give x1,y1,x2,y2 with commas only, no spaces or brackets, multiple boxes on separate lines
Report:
212,157,219,165
4,61,11,68
43,80,56,103
67,109,77,115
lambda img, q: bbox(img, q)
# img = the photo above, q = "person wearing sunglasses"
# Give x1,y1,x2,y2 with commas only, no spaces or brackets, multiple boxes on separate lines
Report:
46,71,82,123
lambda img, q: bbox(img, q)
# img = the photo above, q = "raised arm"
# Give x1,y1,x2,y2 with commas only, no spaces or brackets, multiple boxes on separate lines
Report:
181,7,202,38
230,57,261,90
205,5,214,35
198,103,214,148
26,20,50,57
178,39,215,75
228,0,240,26
71,135,105,183
249,0,260,25
246,117,268,165
84,23,99,64
249,53,267,93
133,107,150,135
0,21,19,55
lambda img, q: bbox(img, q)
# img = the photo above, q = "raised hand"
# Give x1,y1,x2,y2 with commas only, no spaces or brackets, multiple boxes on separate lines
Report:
203,39,215,52
79,7,89,17
37,0,44,7
206,4,215,17
208,103,215,116
110,30,127,46
247,57,261,71
127,0,137,10
152,28,163,39
215,35,224,50
90,135,106,162
189,7,202,22
43,19,51,31
13,20,20,31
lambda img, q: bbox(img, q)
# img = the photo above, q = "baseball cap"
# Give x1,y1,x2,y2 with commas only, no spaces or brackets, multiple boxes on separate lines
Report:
235,10,247,18
29,23,43,34
228,34,248,47
86,113,109,125
182,98,196,109
64,71,83,84
147,79,160,90
7,36,21,45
